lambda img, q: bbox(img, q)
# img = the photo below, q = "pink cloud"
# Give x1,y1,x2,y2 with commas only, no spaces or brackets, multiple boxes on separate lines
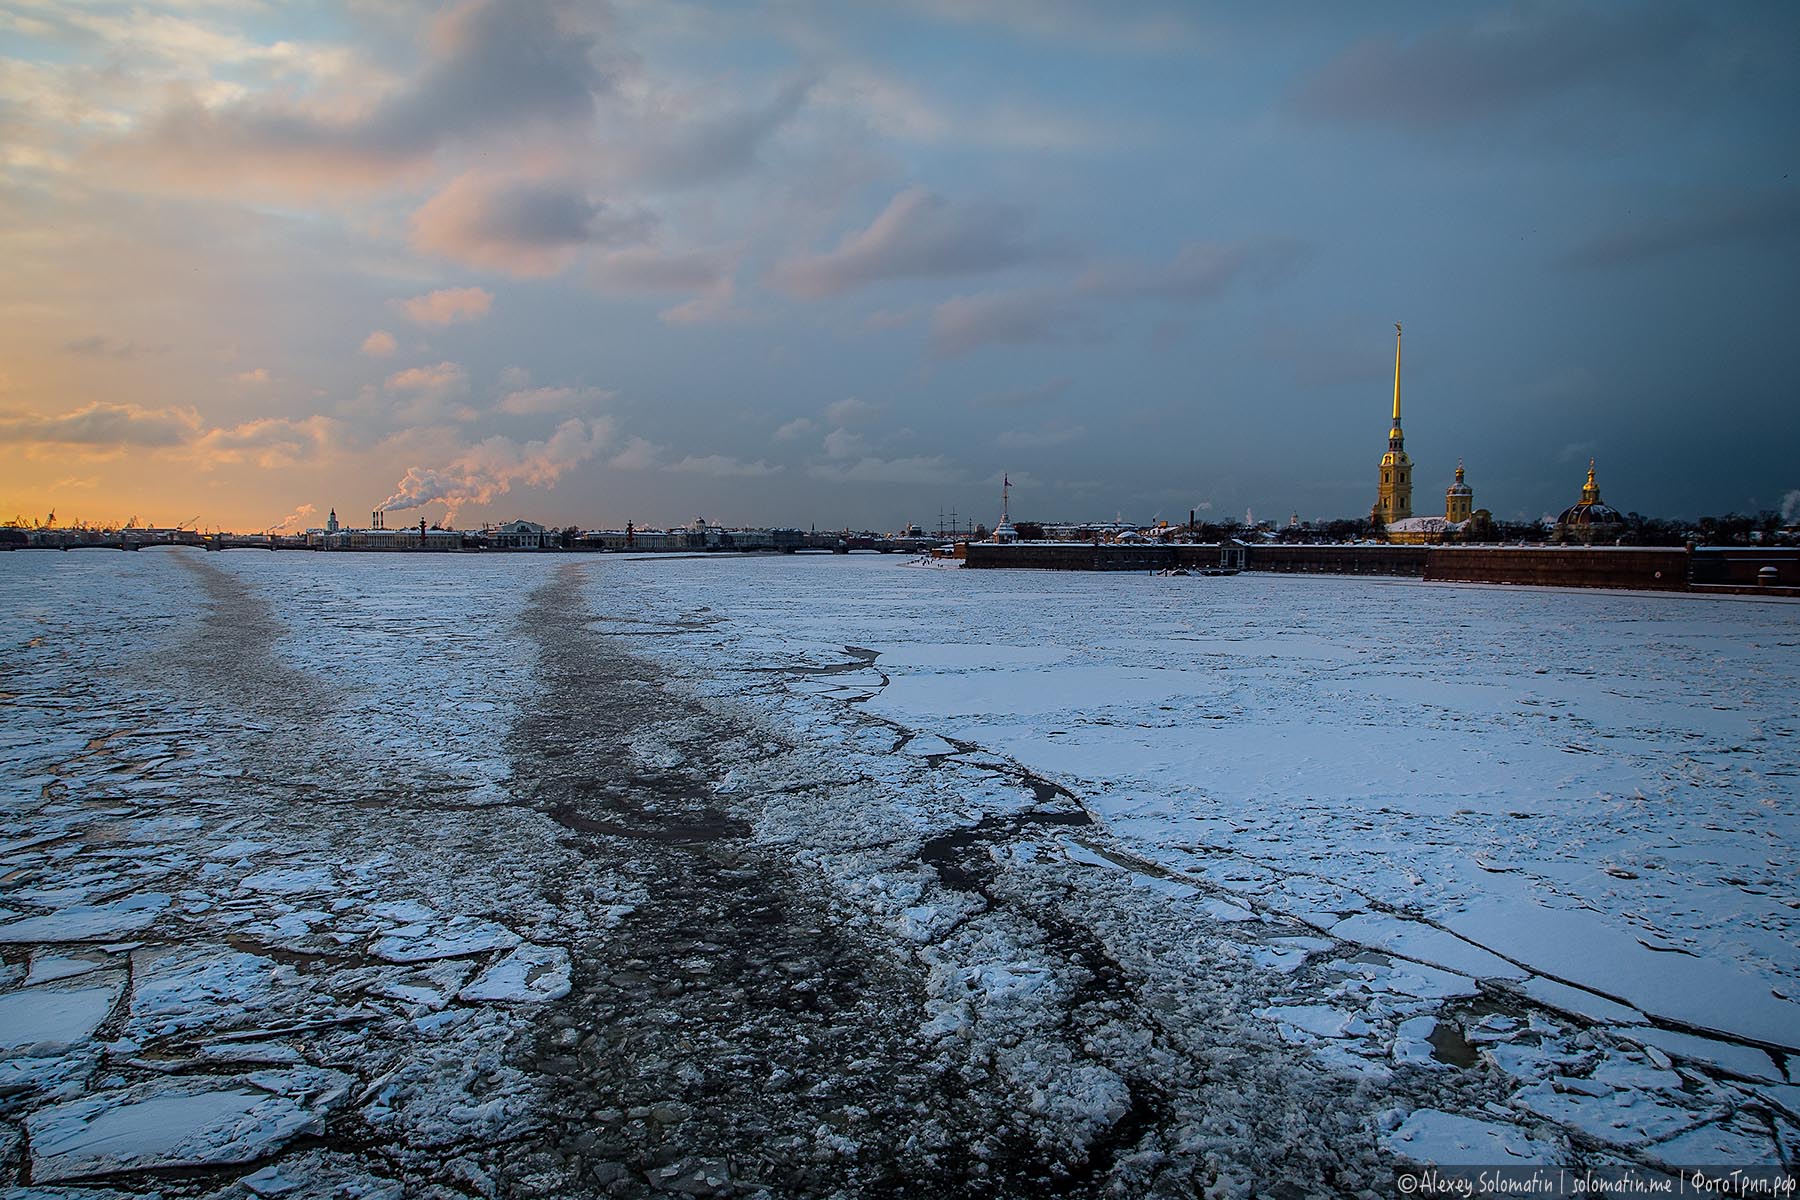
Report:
398,287,492,325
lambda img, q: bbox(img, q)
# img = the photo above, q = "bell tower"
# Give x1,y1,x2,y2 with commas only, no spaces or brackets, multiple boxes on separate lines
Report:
1445,461,1473,522
1375,323,1413,523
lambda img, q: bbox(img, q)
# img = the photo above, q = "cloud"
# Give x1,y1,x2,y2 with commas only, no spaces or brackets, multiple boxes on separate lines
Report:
815,63,1112,150
0,401,200,446
233,367,270,385
411,173,655,277
825,396,880,426
62,335,170,359
190,415,338,468
773,417,816,441
658,279,751,326
663,454,783,478
1288,6,1705,132
930,238,1304,356
929,286,1078,357
109,0,606,192
399,287,492,325
774,187,1049,297
0,401,336,468
822,428,866,459
606,436,660,470
361,330,398,357
895,0,1203,50
1558,191,1800,270
379,416,612,519
808,454,963,485
385,361,471,421
587,245,743,320
588,247,738,293
496,385,613,415
624,78,811,189
386,361,467,394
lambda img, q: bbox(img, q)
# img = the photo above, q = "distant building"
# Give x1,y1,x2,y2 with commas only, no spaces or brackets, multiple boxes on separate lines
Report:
326,508,339,533
1388,464,1478,544
1553,460,1625,544
491,519,553,549
1445,462,1473,523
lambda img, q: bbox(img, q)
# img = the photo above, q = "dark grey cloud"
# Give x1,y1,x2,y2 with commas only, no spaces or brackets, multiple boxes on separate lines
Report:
774,187,1053,298
411,175,655,275
931,237,1303,356
1288,4,1706,131
0,401,198,446
1558,191,1800,270
119,0,604,188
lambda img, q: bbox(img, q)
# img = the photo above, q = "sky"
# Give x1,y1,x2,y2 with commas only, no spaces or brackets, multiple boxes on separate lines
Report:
2,0,1796,532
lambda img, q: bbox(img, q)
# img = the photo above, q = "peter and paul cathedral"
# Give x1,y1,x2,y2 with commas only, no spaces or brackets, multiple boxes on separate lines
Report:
1373,323,1413,526
1374,323,1489,544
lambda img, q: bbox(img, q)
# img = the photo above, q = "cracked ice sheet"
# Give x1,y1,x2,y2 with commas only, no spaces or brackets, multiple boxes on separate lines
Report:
0,977,123,1054
1384,1109,1559,1166
24,1069,350,1182
591,558,1800,1059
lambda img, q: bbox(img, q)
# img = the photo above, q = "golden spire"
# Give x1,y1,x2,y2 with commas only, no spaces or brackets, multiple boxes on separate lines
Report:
1392,322,1403,425
1582,458,1601,504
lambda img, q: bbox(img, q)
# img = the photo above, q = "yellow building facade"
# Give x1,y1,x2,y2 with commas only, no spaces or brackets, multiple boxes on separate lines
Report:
1376,326,1484,544
1374,323,1413,524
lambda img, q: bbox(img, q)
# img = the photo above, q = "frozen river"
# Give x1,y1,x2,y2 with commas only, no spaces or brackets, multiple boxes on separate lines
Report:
1,549,1795,1195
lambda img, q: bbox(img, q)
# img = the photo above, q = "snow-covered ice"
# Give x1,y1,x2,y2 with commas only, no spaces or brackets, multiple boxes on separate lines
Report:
1,549,1794,1194
25,1070,348,1182
1384,1108,1559,1166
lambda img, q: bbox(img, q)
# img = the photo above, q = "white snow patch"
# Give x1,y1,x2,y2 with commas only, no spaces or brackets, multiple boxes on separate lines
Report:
1384,1108,1559,1166
0,893,169,942
457,943,572,1003
371,917,520,963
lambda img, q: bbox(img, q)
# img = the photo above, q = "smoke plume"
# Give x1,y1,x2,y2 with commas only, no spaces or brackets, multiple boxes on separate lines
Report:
269,503,316,532
379,418,610,522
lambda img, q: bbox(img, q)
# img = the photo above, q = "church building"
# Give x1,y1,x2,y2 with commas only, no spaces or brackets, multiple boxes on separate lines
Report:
1553,460,1625,544
1375,325,1485,544
1372,323,1412,525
